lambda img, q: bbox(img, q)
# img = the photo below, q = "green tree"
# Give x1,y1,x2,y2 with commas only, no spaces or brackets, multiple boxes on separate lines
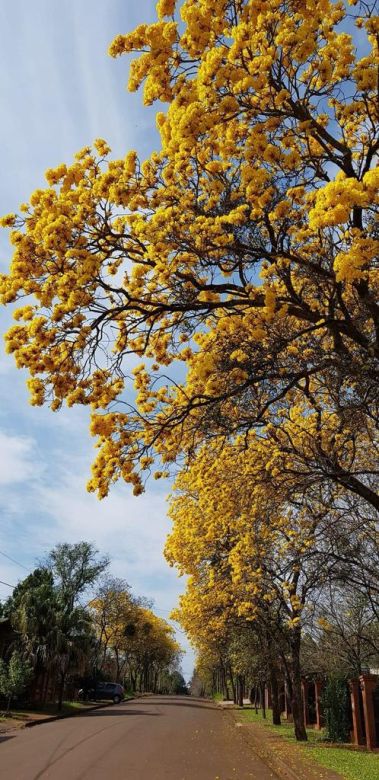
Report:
46,542,109,613
53,604,95,711
7,568,60,703
6,544,108,709
0,651,32,714
45,542,108,710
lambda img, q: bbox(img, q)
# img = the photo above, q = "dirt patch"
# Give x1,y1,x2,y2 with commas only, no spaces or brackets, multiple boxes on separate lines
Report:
0,711,52,733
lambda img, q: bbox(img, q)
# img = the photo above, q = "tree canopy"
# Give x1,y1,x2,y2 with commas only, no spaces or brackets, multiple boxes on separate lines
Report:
0,0,377,505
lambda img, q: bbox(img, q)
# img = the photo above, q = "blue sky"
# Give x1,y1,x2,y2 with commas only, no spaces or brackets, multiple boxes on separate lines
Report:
0,0,194,678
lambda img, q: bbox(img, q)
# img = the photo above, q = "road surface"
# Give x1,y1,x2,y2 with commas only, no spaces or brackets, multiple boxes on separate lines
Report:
0,695,279,779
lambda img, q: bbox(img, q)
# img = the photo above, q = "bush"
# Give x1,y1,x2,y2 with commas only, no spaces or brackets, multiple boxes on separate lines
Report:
0,652,33,714
321,677,351,743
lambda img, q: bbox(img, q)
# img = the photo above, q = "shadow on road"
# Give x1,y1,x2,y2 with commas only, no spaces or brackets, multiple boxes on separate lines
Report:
142,700,217,711
146,696,216,709
0,735,15,743
85,696,217,717
88,708,161,717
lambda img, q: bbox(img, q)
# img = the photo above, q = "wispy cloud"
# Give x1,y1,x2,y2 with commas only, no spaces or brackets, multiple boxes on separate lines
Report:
0,430,42,486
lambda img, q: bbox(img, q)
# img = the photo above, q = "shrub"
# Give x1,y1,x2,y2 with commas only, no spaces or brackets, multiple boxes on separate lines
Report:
321,677,351,743
0,652,32,714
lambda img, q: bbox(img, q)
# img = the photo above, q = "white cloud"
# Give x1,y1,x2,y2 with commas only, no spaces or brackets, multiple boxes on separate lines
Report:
0,430,42,486
39,461,195,673
34,465,180,602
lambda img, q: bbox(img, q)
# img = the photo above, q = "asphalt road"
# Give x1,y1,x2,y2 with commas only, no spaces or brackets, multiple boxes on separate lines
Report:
0,696,279,780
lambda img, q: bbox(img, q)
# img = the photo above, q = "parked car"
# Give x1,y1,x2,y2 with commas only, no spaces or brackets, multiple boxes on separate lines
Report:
78,681,125,704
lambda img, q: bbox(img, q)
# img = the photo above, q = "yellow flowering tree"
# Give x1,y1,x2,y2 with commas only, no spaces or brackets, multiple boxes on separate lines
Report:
0,0,378,503
90,579,182,690
165,433,378,739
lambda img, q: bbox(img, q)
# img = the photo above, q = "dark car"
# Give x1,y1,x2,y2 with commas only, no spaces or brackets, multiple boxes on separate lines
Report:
79,681,125,704
95,682,124,703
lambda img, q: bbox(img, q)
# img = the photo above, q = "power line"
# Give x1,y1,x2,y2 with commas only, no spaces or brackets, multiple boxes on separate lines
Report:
0,579,15,589
0,549,30,592
0,550,29,571
0,556,188,636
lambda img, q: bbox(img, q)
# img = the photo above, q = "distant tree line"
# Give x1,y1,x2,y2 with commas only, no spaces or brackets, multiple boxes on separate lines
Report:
0,542,183,712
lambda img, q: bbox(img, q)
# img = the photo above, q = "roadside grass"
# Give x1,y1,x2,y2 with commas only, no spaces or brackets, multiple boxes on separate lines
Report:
34,701,92,716
212,692,224,702
0,700,95,723
1,695,134,726
239,707,379,780
33,695,133,714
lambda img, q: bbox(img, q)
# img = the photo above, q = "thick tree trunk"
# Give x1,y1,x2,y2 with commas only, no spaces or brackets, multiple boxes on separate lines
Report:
115,649,121,682
289,630,307,741
57,671,65,712
30,668,40,705
229,666,237,704
222,667,230,701
43,670,50,705
254,688,259,713
260,684,266,718
269,665,281,726
237,675,244,707
212,670,217,696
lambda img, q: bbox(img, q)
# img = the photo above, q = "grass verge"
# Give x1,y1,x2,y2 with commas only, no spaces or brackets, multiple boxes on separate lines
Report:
1,696,134,728
239,708,379,780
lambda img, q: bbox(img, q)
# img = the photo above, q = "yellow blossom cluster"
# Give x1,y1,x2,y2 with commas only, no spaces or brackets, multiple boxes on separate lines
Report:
0,0,378,504
165,435,322,638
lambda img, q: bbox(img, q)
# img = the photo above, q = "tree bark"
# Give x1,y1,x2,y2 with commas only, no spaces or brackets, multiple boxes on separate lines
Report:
57,671,65,712
237,675,244,707
43,670,50,705
222,666,230,700
261,684,266,719
229,665,237,704
269,664,281,725
289,629,307,741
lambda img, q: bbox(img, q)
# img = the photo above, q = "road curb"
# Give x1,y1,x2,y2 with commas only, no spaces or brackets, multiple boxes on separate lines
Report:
0,696,139,734
23,700,114,728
